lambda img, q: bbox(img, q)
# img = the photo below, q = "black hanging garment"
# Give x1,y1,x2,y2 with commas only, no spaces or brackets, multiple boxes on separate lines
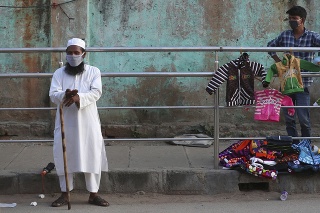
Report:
206,53,266,106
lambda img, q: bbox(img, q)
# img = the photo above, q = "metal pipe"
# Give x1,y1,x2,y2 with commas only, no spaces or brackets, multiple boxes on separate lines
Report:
0,72,215,78
1,105,319,111
218,137,320,140
1,72,319,78
213,51,220,169
59,52,64,67
1,136,319,143
0,106,215,111
0,137,213,143
1,46,320,170
0,46,320,53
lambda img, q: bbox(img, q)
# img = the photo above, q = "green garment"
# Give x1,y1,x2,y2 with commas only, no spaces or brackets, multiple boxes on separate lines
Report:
265,54,320,94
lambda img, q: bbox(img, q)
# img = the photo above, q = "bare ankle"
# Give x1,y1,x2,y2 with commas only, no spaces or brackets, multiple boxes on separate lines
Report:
89,192,97,199
61,192,68,198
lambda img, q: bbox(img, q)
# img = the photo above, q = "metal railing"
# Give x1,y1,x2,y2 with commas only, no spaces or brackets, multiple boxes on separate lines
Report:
1,46,320,169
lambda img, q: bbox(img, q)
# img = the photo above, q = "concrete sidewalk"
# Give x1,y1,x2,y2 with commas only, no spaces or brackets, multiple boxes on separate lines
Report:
1,141,320,195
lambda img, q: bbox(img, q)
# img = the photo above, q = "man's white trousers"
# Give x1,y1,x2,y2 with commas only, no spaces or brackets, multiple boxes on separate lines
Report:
59,172,101,193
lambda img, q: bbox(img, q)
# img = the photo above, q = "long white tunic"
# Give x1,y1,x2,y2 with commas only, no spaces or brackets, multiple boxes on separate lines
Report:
49,64,108,176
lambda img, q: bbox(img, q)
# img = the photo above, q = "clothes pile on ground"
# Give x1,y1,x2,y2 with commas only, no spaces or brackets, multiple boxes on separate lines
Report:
219,136,320,180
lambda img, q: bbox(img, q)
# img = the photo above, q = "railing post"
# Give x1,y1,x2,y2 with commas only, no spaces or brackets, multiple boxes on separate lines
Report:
213,51,220,169
59,52,64,67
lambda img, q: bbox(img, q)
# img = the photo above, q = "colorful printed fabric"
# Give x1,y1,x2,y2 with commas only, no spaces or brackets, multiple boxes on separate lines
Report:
250,139,281,160
219,140,251,168
288,161,320,173
222,157,247,168
275,153,299,164
243,162,278,180
292,139,320,165
219,139,281,179
219,138,320,177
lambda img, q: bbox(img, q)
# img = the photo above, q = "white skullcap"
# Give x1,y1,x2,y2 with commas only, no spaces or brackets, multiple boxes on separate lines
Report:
313,56,320,65
67,38,86,49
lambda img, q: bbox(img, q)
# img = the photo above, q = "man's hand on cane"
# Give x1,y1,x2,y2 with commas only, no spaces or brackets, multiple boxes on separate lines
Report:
63,89,80,108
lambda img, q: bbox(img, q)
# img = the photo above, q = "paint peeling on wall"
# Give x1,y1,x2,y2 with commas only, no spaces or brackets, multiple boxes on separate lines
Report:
0,0,51,125
1,0,320,138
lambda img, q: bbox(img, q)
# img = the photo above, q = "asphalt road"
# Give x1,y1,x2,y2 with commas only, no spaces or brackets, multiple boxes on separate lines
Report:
0,191,319,213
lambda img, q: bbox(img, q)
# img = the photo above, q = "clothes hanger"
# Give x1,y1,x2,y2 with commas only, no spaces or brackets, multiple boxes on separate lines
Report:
237,52,249,68
256,77,276,91
265,78,277,91
283,49,293,61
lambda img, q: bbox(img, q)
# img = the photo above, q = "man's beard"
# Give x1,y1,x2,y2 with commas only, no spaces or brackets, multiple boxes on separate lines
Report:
64,62,85,76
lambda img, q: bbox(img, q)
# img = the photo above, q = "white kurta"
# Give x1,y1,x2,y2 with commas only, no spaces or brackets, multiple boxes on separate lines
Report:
49,64,108,176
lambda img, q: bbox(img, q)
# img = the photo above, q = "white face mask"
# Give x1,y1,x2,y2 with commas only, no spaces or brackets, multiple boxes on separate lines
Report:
66,53,84,67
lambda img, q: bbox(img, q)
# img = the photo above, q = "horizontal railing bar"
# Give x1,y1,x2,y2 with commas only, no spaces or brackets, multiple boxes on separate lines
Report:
0,106,215,111
0,136,318,143
219,105,320,109
100,72,215,77
219,137,320,140
0,73,53,78
0,72,319,78
0,72,214,78
216,47,320,52
0,107,56,110
98,106,214,109
104,137,320,141
1,105,319,111
0,137,212,143
0,140,54,143
88,47,320,53
0,46,320,53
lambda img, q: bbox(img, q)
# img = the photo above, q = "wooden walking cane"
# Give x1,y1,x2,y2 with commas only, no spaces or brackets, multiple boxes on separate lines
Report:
59,104,71,210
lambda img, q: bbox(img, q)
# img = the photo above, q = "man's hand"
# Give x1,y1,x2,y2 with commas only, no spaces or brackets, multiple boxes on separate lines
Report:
262,81,270,88
65,89,78,99
63,89,80,108
271,55,281,63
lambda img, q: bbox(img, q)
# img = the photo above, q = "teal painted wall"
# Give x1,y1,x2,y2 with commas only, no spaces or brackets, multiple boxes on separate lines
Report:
86,0,320,128
0,0,320,138
0,0,51,126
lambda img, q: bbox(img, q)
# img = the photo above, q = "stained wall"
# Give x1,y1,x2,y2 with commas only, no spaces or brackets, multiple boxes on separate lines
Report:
0,0,319,138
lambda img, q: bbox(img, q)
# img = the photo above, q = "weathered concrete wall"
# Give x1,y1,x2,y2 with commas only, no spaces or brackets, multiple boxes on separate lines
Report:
0,0,320,139
0,0,52,137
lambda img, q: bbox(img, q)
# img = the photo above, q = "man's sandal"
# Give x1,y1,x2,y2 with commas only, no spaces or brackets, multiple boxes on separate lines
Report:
88,196,110,207
51,195,68,207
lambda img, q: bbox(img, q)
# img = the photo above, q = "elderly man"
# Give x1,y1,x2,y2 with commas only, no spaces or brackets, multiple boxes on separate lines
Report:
49,38,109,207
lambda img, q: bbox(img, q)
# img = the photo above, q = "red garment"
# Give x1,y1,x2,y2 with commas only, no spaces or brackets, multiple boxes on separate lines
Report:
254,89,295,122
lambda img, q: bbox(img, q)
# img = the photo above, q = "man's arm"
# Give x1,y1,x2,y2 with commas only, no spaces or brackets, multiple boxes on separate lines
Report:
311,32,320,58
312,31,320,47
77,67,102,109
300,59,320,72
271,55,281,63
49,70,66,105
262,64,278,88
267,33,283,62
